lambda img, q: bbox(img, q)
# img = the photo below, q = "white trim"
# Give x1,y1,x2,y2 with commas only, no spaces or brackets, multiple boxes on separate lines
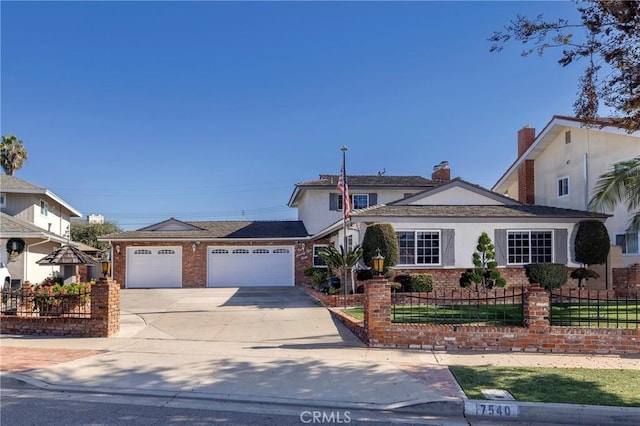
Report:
313,244,329,268
615,232,639,255
506,229,554,266
5,187,82,217
39,199,49,217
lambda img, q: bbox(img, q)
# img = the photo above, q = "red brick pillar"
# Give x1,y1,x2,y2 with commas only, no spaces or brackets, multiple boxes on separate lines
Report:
18,281,34,317
364,278,391,347
523,284,550,331
613,264,640,298
90,277,121,337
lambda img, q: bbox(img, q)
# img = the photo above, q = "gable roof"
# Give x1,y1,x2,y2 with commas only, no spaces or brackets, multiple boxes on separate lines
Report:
0,212,68,243
391,178,520,206
288,174,439,206
100,220,309,241
0,175,82,217
492,115,640,193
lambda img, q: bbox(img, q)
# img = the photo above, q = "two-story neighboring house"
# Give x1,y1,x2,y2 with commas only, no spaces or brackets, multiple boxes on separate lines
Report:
492,115,640,266
103,162,608,289
0,175,82,285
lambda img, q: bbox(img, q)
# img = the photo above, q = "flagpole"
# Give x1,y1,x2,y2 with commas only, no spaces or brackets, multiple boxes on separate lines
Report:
341,145,348,309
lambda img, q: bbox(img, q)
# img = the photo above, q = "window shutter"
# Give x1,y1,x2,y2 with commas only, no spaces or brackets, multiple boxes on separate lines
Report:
494,229,507,266
368,193,377,206
329,193,338,211
554,229,568,264
442,229,455,266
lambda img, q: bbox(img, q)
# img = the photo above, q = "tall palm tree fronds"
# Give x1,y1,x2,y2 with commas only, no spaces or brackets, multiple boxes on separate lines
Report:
589,156,640,233
0,135,28,176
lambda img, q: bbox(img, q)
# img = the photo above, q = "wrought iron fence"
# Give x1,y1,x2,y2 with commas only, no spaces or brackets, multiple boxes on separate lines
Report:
1,287,91,318
391,287,524,326
551,289,639,329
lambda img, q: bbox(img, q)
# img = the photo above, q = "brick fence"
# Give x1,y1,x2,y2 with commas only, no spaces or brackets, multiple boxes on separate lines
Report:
0,277,120,337
330,278,639,354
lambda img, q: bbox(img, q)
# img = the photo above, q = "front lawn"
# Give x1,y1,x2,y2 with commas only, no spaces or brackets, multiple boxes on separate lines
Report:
551,302,640,328
450,366,640,407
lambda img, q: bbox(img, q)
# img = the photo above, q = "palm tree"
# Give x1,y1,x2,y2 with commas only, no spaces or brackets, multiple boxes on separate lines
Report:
0,135,28,176
318,245,363,294
589,156,640,233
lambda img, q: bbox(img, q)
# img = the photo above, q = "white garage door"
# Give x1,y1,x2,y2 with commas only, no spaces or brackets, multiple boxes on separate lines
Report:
207,246,294,287
126,247,182,288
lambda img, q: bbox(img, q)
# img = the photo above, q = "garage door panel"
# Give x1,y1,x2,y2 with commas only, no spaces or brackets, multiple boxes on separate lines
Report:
127,247,182,288
208,246,293,287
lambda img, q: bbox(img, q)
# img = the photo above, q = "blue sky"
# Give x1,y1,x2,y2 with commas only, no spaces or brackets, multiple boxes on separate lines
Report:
1,1,584,230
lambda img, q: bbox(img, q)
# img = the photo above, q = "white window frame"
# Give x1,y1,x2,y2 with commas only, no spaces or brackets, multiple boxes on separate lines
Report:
0,193,5,208
507,230,554,265
313,244,328,267
615,232,639,255
558,176,569,198
40,200,49,217
396,230,441,266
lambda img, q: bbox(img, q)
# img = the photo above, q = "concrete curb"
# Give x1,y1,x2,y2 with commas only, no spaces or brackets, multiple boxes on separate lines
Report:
463,399,640,426
5,372,639,425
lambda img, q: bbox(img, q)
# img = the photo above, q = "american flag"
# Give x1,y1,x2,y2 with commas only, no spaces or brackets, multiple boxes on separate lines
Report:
337,167,351,219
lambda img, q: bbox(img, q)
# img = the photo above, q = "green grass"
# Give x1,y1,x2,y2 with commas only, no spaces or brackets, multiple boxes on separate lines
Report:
342,304,523,326
342,302,639,328
449,366,640,407
551,302,640,328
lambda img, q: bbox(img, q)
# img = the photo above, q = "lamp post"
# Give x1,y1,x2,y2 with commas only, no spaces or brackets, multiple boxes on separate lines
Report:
101,260,111,278
372,248,385,276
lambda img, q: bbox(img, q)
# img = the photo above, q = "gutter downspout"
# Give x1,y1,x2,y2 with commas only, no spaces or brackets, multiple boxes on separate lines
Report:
25,237,51,283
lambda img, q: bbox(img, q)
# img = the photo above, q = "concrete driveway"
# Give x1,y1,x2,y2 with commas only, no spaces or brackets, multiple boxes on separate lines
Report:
119,286,364,347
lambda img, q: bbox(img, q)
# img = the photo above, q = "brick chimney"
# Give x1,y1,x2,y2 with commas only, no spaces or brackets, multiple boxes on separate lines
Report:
517,126,536,204
431,161,450,182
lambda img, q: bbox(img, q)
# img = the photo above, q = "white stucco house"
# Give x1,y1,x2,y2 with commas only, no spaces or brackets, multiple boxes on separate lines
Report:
0,175,83,285
493,115,640,266
102,161,607,289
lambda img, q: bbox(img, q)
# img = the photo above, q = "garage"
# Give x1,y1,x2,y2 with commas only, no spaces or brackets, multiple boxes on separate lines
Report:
126,246,182,288
207,246,294,287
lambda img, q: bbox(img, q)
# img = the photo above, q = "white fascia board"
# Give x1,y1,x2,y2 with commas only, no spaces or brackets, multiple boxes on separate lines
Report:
2,231,67,243
97,237,310,242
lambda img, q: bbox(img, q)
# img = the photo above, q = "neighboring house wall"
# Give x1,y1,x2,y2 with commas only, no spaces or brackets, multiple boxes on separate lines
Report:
495,118,640,266
2,193,72,237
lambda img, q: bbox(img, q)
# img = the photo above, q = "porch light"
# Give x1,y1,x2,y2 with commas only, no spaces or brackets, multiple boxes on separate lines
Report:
372,249,385,276
101,260,111,277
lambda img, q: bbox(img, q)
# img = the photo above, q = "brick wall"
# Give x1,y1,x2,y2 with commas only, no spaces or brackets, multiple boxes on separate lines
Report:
1,277,121,337
354,279,640,354
294,239,330,286
393,267,531,290
613,264,640,297
304,285,364,307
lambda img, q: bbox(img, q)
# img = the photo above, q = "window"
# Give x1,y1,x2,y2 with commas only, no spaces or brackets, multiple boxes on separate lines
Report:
616,233,639,254
232,249,249,254
273,248,290,254
0,193,5,208
351,194,369,210
338,194,369,210
253,249,269,254
157,249,175,255
396,231,440,265
558,177,569,197
211,249,229,254
565,130,571,144
507,230,553,264
134,249,152,255
40,200,49,216
313,245,328,267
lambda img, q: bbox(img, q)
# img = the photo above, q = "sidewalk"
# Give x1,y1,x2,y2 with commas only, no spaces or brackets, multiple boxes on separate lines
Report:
2,333,639,424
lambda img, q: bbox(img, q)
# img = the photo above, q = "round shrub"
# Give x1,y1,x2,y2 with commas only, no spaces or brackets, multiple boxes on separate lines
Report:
409,273,434,292
526,263,568,290
362,223,399,270
574,220,610,265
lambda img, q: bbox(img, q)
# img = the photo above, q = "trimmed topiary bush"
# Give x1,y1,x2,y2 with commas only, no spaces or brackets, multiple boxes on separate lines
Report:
409,273,434,292
574,220,610,266
526,263,568,290
570,267,600,288
459,232,506,290
362,223,399,273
